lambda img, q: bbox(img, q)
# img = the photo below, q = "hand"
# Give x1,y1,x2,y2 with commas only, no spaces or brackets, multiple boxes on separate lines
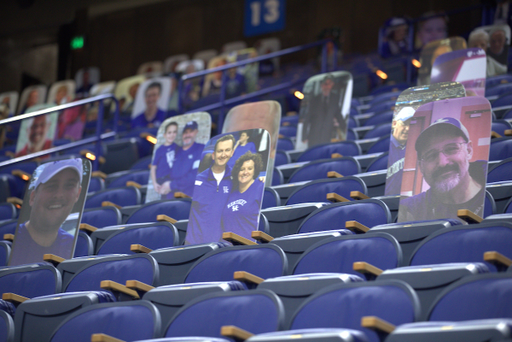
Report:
160,181,171,195
154,183,162,194
258,176,266,183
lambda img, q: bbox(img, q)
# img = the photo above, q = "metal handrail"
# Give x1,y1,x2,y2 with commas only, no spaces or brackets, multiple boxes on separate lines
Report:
0,93,119,170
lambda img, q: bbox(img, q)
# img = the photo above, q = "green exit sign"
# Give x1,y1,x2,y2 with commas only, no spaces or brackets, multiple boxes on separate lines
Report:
71,36,84,50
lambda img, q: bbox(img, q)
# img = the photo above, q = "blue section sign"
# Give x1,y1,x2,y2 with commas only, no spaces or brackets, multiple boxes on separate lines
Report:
244,0,286,37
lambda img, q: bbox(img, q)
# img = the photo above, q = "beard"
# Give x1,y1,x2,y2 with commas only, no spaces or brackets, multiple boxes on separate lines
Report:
429,164,461,193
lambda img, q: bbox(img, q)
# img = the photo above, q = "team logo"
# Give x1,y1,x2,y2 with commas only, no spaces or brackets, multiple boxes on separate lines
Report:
227,199,247,211
223,186,229,193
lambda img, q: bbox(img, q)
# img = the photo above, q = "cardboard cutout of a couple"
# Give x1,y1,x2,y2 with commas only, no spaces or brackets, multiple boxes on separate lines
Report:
385,82,467,196
145,112,211,203
185,129,270,245
468,24,510,77
9,158,91,266
296,71,353,151
397,96,492,223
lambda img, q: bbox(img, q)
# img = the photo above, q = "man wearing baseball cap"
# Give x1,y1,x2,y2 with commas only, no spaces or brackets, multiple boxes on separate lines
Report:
385,106,415,195
163,121,205,197
398,117,486,221
9,159,83,265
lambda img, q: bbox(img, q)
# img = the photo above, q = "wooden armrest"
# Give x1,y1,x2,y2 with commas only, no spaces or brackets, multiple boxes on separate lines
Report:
156,214,177,224
234,271,264,285
346,220,369,233
351,191,369,200
80,223,98,233
457,209,483,224
126,181,141,189
130,244,152,253
221,325,254,341
2,293,29,305
491,131,502,139
6,197,23,206
282,122,290,126
43,254,65,266
330,138,341,143
353,262,383,279
91,333,125,342
327,192,349,203
139,132,152,139
3,234,14,242
505,129,512,136
91,171,107,179
222,232,257,245
484,251,512,271
125,280,154,296
251,231,274,243
11,169,31,181
102,201,122,210
331,153,343,159
327,171,343,178
361,316,395,334
100,280,139,300
174,192,191,199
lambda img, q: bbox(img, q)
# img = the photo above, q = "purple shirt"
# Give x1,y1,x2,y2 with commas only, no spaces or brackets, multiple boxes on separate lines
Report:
152,143,180,182
9,222,75,266
169,142,205,198
131,108,167,128
221,179,264,240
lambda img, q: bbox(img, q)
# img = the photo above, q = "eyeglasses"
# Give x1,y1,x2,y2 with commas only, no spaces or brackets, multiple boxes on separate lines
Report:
420,142,467,163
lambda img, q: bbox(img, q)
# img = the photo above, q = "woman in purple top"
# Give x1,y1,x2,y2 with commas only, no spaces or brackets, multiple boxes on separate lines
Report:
222,152,265,241
150,121,180,197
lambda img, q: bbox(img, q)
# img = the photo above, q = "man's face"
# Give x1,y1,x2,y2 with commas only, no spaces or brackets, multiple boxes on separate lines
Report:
490,30,506,55
321,79,334,96
182,128,198,148
29,116,48,145
29,168,82,232
145,86,161,110
392,119,411,145
164,125,177,145
419,132,472,194
212,139,234,168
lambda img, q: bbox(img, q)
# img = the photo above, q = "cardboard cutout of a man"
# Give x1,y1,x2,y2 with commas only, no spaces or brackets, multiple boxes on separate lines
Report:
15,115,52,158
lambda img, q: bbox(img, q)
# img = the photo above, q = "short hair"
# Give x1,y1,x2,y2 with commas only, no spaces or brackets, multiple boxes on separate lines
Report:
28,115,50,128
240,130,250,137
416,124,468,158
214,134,235,151
468,29,489,45
231,152,263,189
164,121,178,133
145,82,162,95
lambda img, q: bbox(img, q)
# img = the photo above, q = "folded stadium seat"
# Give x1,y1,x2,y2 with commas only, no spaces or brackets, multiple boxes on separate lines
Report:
363,111,393,128
90,221,179,255
0,242,11,267
124,199,192,224
258,273,364,328
106,169,149,189
486,74,512,89
262,203,328,238
487,156,512,183
366,152,388,172
277,137,295,151
73,231,93,257
0,203,16,223
84,186,142,209
408,221,512,272
296,199,392,235
263,187,281,209
279,126,297,138
158,290,284,340
130,155,152,171
348,116,358,129
269,230,354,274
368,90,401,107
0,262,61,299
485,82,512,97
489,136,512,160
99,138,140,174
148,242,231,286
490,92,512,113
287,157,361,184
366,135,391,154
285,176,367,206
486,181,512,213
297,141,361,162
367,100,396,115
0,310,13,342
292,232,403,279
87,175,105,193
272,168,284,186
47,300,161,342
252,280,419,342
491,120,512,137
385,273,512,342
363,122,392,139
81,206,122,230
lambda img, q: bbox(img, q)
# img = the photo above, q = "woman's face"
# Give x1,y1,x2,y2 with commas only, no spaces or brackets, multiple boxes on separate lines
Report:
240,132,249,143
238,159,255,187
164,125,178,145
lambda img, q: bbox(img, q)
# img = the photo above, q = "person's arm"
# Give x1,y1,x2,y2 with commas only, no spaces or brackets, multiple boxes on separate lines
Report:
150,165,161,194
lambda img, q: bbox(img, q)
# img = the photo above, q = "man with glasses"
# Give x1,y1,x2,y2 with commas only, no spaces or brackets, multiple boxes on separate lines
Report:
399,117,486,221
